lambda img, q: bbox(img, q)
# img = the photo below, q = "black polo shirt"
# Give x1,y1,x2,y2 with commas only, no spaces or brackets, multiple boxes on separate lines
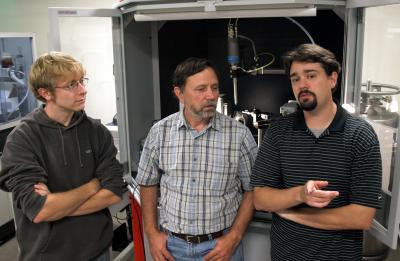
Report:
251,104,382,261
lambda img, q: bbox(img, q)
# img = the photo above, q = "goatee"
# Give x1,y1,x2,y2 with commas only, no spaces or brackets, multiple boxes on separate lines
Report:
298,90,317,111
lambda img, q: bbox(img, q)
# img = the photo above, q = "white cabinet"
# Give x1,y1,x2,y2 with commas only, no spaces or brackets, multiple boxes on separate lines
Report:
0,189,14,244
0,190,12,227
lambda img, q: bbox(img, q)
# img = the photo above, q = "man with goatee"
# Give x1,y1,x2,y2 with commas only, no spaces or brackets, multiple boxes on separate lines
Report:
251,44,382,261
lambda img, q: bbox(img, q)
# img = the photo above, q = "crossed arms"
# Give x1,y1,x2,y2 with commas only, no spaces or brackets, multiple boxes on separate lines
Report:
254,180,376,230
33,180,121,223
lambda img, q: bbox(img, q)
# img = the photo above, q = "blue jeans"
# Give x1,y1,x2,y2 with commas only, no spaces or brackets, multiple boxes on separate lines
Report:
166,229,244,261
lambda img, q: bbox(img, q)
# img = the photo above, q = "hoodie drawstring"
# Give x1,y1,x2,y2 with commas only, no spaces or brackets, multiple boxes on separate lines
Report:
57,125,84,167
58,126,68,166
75,126,83,167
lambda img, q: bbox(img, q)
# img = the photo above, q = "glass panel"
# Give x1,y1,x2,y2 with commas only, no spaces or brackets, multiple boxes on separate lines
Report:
0,36,37,129
360,4,400,229
57,17,119,158
59,17,116,124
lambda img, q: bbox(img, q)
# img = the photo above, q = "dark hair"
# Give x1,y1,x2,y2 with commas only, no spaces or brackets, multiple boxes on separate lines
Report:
172,57,219,90
282,44,341,77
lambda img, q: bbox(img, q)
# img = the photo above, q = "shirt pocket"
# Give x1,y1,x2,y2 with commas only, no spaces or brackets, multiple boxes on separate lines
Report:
204,160,239,196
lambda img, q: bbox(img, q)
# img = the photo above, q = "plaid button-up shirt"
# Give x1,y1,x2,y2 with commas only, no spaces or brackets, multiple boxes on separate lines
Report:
136,111,258,235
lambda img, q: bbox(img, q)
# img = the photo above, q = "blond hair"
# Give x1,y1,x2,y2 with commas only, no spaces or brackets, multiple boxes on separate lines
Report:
28,52,86,102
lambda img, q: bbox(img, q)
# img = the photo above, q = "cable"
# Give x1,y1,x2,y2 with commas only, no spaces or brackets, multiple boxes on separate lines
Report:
285,17,315,44
234,18,238,37
237,34,259,62
127,178,141,204
228,18,277,75
113,211,128,224
8,67,25,86
4,67,29,122
237,52,275,74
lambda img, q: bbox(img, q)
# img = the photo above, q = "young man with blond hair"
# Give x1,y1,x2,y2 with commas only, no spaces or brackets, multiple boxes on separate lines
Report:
0,52,125,261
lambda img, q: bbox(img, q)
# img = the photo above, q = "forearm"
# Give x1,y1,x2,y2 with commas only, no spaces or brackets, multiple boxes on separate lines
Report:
140,185,160,235
279,204,376,230
254,186,303,212
33,179,100,223
69,189,122,216
227,191,254,242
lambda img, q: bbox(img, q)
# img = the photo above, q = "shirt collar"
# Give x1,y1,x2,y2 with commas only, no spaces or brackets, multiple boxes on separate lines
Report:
176,109,221,131
294,99,347,132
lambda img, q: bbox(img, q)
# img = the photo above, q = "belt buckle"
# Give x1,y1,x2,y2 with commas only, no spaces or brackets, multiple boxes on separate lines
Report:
185,235,200,244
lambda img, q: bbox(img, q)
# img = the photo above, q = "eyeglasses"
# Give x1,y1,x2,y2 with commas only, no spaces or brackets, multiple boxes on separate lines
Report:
55,78,89,91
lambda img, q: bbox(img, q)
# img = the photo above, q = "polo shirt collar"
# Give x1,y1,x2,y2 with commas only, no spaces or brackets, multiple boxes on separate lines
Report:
294,99,347,132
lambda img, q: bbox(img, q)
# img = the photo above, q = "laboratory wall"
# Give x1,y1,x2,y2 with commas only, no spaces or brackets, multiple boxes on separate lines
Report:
0,0,116,55
0,0,118,124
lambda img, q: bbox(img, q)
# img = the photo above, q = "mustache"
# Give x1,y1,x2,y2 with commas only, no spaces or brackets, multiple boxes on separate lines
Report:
205,101,217,106
298,90,315,98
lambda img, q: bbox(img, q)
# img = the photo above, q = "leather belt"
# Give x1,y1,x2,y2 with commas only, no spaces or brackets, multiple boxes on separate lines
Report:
170,230,224,244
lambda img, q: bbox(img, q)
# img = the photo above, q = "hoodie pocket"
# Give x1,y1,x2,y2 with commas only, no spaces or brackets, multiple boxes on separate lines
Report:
39,211,113,260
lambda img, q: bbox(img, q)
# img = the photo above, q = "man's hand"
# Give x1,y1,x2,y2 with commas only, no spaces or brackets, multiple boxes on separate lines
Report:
204,233,239,261
148,230,175,261
301,180,339,208
34,182,50,196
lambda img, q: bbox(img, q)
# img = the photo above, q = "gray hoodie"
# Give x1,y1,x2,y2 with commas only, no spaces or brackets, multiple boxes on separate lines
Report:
0,107,125,261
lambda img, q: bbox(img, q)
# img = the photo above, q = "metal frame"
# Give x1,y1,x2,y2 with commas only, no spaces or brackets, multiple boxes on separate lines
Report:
341,7,359,108
347,0,400,8
116,0,316,11
369,124,400,248
114,0,347,11
151,22,161,120
344,2,400,249
133,8,317,21
119,0,320,19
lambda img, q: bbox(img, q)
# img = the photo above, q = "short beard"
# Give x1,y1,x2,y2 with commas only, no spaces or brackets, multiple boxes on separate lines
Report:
298,91,317,111
187,101,217,119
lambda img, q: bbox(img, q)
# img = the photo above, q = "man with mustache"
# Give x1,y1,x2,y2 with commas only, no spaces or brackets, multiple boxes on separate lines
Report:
136,57,257,261
0,52,125,261
251,44,382,260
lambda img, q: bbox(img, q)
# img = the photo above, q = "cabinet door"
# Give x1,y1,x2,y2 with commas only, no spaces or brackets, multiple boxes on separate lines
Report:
48,8,131,176
344,1,400,248
0,190,12,226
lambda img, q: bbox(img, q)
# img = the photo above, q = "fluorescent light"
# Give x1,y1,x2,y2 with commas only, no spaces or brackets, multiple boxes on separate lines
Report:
134,8,316,21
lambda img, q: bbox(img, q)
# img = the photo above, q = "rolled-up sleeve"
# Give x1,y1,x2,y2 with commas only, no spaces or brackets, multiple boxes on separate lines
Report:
136,126,161,186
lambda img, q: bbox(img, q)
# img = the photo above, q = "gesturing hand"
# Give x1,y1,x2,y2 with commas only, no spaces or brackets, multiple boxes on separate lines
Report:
301,180,339,208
